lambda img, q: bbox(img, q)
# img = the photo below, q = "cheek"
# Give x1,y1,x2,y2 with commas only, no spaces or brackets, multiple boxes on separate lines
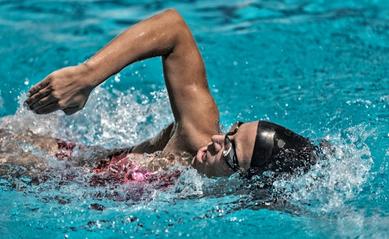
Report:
193,151,231,177
213,142,223,153
206,151,220,165
208,155,229,174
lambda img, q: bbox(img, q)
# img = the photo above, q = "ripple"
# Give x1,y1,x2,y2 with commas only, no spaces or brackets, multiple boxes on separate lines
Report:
0,0,388,238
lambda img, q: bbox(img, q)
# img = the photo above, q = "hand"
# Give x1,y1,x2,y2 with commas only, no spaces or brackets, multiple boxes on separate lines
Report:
25,64,96,115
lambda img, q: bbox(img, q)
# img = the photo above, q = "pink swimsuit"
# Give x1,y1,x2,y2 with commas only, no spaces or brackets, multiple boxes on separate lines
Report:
56,140,180,188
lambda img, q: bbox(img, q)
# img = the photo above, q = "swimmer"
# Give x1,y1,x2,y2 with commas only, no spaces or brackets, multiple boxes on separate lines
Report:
19,9,317,181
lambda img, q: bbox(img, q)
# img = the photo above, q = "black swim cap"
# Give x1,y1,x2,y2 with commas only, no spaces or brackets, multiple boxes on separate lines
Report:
248,121,317,176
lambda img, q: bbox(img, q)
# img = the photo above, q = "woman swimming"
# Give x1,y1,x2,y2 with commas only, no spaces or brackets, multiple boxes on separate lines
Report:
17,9,317,181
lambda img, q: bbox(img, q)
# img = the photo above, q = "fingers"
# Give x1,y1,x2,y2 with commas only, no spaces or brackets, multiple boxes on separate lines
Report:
35,102,60,114
25,87,52,108
29,95,57,111
28,77,50,96
25,76,52,109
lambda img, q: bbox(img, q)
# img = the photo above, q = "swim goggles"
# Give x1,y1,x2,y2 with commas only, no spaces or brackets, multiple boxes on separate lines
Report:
222,121,244,172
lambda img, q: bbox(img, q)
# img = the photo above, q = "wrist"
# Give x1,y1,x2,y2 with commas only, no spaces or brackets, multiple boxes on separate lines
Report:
80,61,106,88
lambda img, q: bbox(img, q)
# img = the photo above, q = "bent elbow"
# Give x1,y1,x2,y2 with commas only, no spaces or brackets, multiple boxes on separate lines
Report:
163,9,188,31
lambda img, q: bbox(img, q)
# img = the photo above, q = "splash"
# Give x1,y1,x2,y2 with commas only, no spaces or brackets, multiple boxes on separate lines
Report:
1,86,173,148
0,87,181,198
0,86,376,214
272,124,373,213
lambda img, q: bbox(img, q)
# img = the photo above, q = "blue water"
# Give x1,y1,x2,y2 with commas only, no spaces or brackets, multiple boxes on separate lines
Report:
1,0,388,238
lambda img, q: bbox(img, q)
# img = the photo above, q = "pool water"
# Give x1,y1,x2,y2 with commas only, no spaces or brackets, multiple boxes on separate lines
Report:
1,0,388,238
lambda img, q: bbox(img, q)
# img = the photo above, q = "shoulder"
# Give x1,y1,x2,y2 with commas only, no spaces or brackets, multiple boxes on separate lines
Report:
162,121,217,156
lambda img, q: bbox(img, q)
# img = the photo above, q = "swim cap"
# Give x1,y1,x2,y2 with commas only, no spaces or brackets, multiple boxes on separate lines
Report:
248,121,317,176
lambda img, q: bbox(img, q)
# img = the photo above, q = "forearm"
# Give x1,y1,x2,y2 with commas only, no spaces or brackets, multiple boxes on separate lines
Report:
85,9,187,87
26,8,219,147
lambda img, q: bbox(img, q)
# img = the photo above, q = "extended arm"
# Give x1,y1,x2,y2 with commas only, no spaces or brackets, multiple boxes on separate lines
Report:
26,9,219,153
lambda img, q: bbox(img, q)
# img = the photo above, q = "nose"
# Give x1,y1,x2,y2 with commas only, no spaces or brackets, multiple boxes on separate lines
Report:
208,134,225,154
211,134,225,142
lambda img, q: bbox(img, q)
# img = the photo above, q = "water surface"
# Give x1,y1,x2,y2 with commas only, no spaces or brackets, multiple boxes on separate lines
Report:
0,0,388,238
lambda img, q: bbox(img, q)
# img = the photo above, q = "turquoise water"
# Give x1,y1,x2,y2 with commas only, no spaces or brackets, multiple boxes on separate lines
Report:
1,0,388,238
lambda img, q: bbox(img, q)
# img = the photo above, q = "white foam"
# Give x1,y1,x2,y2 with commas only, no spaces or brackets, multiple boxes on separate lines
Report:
272,124,373,213
0,88,375,212
2,86,173,148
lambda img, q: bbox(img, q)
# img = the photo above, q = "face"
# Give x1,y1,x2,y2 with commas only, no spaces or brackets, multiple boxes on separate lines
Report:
191,121,259,177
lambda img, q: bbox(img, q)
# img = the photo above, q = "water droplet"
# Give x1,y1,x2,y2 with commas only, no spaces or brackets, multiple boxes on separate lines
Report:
114,73,121,83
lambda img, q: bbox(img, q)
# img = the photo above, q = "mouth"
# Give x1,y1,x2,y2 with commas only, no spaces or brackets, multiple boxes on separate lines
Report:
192,147,207,165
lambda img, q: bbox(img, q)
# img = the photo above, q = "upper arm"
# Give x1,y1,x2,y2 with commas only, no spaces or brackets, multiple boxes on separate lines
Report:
162,10,220,142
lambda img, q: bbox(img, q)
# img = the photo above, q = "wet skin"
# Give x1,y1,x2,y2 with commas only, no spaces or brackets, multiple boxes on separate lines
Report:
192,121,259,177
24,9,262,177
